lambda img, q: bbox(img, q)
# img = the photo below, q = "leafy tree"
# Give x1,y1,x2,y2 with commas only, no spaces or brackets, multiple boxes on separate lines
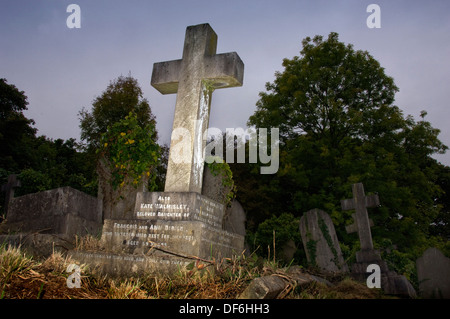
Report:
79,75,157,151
239,33,448,262
0,78,37,171
1,79,97,218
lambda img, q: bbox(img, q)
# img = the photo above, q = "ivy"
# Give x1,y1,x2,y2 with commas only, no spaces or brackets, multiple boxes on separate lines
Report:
318,215,340,269
97,112,160,190
205,156,236,207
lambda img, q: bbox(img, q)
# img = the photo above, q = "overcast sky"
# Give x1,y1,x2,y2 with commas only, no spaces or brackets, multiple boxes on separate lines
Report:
1,0,449,166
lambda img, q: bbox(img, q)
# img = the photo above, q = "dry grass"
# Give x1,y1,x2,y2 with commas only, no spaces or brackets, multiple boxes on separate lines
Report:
0,244,390,299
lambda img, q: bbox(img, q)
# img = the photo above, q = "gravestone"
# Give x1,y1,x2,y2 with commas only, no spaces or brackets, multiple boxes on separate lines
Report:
299,208,348,274
223,199,246,237
70,23,245,277
1,174,21,218
416,247,450,298
341,183,416,297
151,23,244,194
341,182,380,262
0,186,102,257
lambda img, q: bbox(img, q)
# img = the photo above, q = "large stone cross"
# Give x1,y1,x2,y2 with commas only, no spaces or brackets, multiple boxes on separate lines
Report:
1,174,21,217
341,183,380,251
151,23,244,194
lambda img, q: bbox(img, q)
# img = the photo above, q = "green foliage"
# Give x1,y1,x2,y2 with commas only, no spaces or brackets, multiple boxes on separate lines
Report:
249,213,302,263
98,112,160,190
206,156,236,207
79,75,156,151
0,79,97,213
234,32,449,268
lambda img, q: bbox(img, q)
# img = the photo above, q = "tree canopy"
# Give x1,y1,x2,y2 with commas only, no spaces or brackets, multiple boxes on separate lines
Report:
233,33,449,267
0,78,97,216
79,75,157,151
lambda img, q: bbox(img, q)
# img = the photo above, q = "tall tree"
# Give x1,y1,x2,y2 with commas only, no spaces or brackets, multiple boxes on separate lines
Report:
241,33,448,258
79,75,157,151
79,75,160,219
0,78,36,171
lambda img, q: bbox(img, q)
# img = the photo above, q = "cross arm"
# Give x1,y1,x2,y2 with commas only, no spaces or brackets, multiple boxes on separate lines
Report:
341,194,380,211
205,52,244,89
151,59,182,94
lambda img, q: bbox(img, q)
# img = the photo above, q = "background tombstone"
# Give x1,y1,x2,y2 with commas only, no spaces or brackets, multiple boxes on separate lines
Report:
341,182,416,297
416,247,450,298
0,186,102,257
1,174,21,218
341,182,381,262
97,157,148,220
299,208,348,274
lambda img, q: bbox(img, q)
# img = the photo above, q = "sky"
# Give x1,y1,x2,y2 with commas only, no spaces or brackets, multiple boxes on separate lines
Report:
1,0,450,166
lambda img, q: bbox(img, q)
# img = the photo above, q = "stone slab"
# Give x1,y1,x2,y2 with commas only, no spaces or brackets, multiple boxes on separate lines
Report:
101,219,244,261
1,187,101,237
134,192,225,229
69,250,192,278
416,247,450,299
0,233,75,258
299,208,348,274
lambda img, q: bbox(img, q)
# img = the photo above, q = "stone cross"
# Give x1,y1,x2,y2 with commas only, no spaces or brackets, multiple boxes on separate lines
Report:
341,183,379,251
1,174,21,217
151,23,244,194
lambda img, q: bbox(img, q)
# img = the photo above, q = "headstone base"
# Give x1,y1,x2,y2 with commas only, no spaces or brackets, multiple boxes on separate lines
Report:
68,250,195,278
69,191,245,278
350,257,417,298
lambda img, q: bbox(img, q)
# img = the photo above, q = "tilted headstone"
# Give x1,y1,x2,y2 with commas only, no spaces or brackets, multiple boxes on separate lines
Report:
70,24,245,277
151,23,244,194
416,247,450,299
299,208,348,274
1,174,21,218
341,183,416,297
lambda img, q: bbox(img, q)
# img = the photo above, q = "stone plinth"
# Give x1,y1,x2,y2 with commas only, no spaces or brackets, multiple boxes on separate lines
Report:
1,186,101,238
101,219,244,260
70,192,245,277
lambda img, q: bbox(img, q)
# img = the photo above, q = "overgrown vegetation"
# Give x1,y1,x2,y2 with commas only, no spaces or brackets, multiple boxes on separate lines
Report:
0,244,387,299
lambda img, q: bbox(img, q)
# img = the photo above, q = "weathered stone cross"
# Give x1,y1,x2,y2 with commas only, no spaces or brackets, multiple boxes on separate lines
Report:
1,174,21,217
341,183,380,251
151,23,244,194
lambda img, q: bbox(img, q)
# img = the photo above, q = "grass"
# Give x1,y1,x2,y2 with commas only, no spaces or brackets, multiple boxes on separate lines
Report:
0,243,391,299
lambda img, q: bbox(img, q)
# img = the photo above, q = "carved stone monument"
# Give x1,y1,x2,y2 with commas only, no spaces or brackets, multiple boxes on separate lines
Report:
0,186,102,257
341,183,416,297
151,23,243,194
70,23,245,277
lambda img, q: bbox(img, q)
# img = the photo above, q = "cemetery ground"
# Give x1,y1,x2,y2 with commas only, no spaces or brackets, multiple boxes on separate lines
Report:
0,237,388,300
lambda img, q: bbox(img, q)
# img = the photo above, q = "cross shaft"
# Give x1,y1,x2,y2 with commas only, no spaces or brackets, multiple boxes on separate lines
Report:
151,23,244,194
